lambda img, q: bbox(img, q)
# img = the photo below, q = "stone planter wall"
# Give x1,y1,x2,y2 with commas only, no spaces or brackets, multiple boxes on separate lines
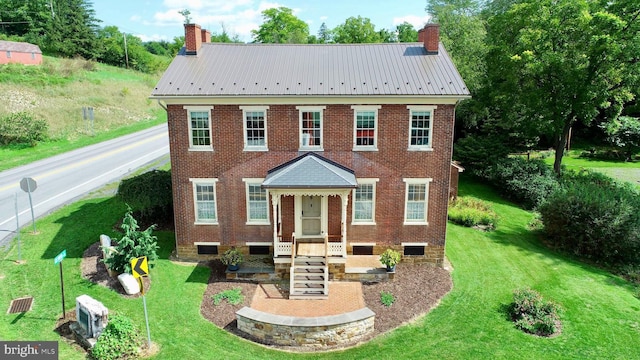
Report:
236,307,375,347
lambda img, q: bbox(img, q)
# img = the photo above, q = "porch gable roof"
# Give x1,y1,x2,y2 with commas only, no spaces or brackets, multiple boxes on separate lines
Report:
262,153,357,189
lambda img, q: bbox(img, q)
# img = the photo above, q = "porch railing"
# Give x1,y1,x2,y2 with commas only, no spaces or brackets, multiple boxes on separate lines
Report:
275,234,344,257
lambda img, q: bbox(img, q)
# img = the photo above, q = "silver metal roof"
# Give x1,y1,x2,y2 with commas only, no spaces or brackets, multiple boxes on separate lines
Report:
0,40,42,54
152,42,469,97
263,153,357,189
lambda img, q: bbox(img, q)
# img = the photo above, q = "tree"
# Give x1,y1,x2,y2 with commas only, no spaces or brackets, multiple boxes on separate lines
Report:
396,22,418,42
317,22,331,43
605,116,640,161
251,7,309,43
378,28,397,43
486,0,640,174
46,0,101,59
0,0,51,45
332,16,381,43
427,0,487,94
103,208,159,274
427,0,489,137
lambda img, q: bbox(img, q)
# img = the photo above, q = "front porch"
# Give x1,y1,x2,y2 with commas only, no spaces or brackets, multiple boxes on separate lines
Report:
225,254,391,284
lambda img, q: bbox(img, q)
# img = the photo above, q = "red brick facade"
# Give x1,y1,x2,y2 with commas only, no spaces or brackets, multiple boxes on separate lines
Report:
167,103,455,266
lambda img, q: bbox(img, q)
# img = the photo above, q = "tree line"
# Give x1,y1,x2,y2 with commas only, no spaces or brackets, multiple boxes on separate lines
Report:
250,7,419,44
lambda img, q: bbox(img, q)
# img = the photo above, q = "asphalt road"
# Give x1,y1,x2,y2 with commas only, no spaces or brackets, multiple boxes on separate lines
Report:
0,123,169,247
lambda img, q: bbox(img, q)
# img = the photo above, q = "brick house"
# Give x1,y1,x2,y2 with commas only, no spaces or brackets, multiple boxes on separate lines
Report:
0,40,42,65
151,23,469,297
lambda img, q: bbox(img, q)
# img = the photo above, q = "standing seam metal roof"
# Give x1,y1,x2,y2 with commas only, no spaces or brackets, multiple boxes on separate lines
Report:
262,153,357,189
152,42,469,97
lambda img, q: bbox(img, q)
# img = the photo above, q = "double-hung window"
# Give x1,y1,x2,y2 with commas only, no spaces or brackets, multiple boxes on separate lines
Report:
352,105,380,151
407,106,436,150
352,178,378,224
241,106,268,151
243,179,270,224
185,106,213,150
297,106,325,150
191,178,218,224
403,178,432,225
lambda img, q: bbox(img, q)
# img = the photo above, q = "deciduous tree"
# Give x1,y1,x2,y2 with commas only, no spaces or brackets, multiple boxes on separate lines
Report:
251,7,309,44
486,0,640,174
332,16,381,43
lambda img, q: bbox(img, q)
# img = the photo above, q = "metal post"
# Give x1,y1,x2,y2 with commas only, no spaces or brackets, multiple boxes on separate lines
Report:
15,192,21,261
142,295,151,349
59,261,65,319
26,182,36,233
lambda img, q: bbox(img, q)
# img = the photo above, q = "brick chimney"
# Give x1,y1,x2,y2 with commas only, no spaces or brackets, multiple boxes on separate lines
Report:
201,29,211,44
418,24,439,54
184,23,202,55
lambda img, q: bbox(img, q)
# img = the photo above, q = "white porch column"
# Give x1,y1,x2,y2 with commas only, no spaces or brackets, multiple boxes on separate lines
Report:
341,192,349,257
271,192,279,255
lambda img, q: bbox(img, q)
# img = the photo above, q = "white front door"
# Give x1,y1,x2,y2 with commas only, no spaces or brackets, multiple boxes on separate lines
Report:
301,196,322,235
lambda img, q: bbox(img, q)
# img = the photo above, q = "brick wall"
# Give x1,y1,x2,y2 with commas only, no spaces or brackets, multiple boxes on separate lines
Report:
167,103,455,265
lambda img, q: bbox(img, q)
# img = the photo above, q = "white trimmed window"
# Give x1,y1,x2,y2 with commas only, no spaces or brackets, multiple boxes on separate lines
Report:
352,105,380,151
6,51,11,58
240,106,268,151
403,178,432,225
352,178,378,224
185,106,214,150
407,106,436,150
190,178,218,224
243,178,270,224
297,106,325,150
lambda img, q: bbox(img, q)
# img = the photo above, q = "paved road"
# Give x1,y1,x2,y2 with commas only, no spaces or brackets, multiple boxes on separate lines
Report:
0,123,169,246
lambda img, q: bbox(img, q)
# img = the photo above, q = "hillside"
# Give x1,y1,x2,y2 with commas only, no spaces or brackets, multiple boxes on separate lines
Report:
0,56,162,140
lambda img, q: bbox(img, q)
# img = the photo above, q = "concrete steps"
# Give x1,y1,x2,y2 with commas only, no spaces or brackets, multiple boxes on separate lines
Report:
289,256,328,300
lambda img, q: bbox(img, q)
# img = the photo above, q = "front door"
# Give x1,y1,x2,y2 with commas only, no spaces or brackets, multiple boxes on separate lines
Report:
301,196,321,236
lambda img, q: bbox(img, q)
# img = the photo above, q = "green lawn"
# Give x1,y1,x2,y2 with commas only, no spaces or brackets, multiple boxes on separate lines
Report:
1,177,639,359
543,150,640,187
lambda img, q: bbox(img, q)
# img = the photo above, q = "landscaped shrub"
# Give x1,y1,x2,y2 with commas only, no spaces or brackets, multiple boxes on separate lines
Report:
212,288,244,305
484,157,559,209
117,170,173,222
91,314,142,360
509,288,562,336
448,196,498,229
454,134,512,172
0,112,48,146
539,170,640,266
103,208,159,274
380,291,395,307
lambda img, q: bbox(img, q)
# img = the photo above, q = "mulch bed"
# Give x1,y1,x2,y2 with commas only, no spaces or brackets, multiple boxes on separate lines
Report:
80,244,453,351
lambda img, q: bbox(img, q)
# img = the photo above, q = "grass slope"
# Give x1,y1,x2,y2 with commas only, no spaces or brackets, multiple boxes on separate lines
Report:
0,57,165,171
543,150,640,187
1,178,639,359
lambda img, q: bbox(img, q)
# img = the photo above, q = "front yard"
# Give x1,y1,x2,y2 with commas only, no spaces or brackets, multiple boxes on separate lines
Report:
1,177,639,359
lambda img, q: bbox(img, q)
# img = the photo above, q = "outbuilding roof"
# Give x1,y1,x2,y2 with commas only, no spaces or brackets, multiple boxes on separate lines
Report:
0,40,42,54
151,42,469,98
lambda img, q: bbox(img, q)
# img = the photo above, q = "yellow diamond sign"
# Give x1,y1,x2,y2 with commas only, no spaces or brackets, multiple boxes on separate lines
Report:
131,256,148,279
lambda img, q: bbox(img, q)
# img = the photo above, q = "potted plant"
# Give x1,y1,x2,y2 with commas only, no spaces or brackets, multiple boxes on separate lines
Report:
379,249,401,272
221,247,243,271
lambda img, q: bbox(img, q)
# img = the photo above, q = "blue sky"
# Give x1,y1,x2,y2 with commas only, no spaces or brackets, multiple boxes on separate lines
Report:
93,0,432,43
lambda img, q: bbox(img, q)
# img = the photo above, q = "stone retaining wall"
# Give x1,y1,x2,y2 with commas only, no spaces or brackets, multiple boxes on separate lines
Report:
236,307,375,347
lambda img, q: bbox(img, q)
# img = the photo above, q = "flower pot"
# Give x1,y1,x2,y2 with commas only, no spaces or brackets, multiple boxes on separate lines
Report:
227,264,239,271
386,265,396,272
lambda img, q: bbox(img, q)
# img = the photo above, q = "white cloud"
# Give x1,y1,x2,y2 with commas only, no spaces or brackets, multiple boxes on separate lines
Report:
393,15,431,29
137,33,170,42
139,0,290,42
